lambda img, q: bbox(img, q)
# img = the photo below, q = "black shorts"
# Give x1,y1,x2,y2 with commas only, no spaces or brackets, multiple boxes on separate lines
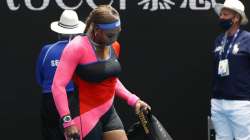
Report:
84,106,124,140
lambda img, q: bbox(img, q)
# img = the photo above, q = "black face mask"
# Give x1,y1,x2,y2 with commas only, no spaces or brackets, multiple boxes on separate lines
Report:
95,32,120,46
104,32,120,46
219,18,233,31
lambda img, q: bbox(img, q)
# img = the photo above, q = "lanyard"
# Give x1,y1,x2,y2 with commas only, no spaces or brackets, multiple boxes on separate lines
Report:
219,29,240,60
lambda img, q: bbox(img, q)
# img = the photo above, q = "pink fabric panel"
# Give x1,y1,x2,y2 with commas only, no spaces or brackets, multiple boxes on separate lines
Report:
115,79,140,106
78,37,97,64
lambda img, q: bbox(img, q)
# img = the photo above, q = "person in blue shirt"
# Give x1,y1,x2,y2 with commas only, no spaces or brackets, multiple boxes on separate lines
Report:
36,10,86,140
211,0,250,140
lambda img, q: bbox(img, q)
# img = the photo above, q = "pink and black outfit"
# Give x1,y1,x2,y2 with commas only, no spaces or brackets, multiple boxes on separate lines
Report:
52,35,139,140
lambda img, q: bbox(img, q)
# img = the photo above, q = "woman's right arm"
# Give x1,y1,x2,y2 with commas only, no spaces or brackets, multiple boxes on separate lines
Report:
52,37,84,126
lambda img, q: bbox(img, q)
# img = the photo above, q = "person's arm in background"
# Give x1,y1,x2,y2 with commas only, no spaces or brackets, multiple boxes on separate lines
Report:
212,35,223,87
242,33,250,55
35,45,49,86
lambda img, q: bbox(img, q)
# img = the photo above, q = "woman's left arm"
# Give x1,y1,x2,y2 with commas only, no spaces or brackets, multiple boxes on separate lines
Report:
115,79,151,113
115,79,139,106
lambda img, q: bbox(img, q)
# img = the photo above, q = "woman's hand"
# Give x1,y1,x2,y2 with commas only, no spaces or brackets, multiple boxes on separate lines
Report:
64,125,80,140
135,100,151,114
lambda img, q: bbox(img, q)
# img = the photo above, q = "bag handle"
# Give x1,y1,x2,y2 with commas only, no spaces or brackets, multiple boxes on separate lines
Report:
137,108,152,134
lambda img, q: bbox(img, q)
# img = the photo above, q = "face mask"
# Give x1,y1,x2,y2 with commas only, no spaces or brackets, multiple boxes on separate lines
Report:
92,29,120,47
219,18,233,31
104,32,120,46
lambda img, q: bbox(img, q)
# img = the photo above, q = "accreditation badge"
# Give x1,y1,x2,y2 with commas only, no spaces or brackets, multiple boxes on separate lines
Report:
218,59,230,77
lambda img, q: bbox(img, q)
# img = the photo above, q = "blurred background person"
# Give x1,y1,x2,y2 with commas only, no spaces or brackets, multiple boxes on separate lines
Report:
211,0,250,140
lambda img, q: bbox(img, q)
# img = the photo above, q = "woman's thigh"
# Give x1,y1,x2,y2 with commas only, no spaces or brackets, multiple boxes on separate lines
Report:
103,130,128,140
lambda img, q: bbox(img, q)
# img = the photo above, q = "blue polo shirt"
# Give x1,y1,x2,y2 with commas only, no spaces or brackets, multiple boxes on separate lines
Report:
212,29,250,100
36,40,74,94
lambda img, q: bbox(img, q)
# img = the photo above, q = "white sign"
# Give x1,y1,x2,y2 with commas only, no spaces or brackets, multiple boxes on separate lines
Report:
5,0,217,11
180,0,217,10
138,0,175,11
